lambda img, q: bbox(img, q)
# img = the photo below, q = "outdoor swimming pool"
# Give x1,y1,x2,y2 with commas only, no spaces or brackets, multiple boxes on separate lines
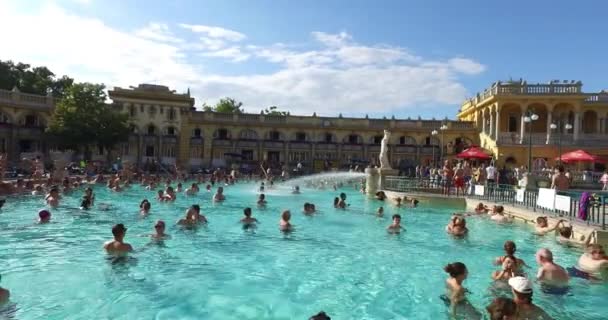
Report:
0,179,606,319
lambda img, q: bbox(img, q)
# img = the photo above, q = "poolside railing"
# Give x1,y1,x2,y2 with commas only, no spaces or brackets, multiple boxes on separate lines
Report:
383,176,606,229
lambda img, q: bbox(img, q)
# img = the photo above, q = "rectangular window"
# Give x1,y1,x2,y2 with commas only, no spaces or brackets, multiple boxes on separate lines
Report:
163,145,176,157
348,135,359,144
269,131,280,140
190,146,202,158
218,129,228,139
508,115,517,132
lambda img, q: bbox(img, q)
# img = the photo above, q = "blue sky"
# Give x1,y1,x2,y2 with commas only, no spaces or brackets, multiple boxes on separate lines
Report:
2,0,607,118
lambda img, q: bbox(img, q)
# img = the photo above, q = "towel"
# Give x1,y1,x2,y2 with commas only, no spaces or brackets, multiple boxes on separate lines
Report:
578,192,591,221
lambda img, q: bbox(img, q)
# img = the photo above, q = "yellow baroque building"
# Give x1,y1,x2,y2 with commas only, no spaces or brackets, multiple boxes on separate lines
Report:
457,80,608,168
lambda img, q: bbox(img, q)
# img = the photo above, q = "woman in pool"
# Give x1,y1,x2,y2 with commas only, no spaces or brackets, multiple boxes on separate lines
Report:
214,187,225,202
240,207,258,229
443,262,480,317
556,224,595,248
375,191,386,201
492,256,518,281
446,215,468,236
140,199,151,215
574,244,608,279
494,241,528,272
489,205,512,223
257,194,267,207
279,210,294,232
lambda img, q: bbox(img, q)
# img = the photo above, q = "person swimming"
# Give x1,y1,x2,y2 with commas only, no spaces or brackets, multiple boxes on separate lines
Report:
103,223,133,254
140,199,151,215
157,190,165,201
387,214,404,233
151,220,170,240
309,311,331,320
185,183,199,195
259,182,265,192
494,241,528,272
206,184,212,192
163,187,176,201
376,206,384,217
446,215,468,237
337,193,348,209
38,209,51,224
84,187,95,206
375,191,386,201
535,248,569,289
80,197,91,210
395,197,402,207
257,194,267,207
176,183,183,193
303,203,315,215
240,207,258,229
214,187,226,201
556,224,595,248
333,197,340,208
279,210,293,232
292,185,301,194
177,205,207,227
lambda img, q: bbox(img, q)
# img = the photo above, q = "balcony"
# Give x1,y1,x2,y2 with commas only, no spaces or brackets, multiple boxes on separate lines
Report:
496,132,608,146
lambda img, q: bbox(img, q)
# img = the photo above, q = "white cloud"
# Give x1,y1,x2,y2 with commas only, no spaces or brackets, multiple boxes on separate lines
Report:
179,23,246,42
134,22,183,43
0,2,485,117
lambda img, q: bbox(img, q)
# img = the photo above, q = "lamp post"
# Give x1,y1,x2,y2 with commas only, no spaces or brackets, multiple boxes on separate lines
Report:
431,129,438,167
439,124,448,162
550,121,573,165
523,111,539,171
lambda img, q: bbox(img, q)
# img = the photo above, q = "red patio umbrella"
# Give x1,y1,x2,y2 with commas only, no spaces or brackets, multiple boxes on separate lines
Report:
456,147,492,160
556,150,604,163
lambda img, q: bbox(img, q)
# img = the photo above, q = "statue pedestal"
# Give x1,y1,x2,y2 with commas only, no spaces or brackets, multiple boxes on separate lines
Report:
365,167,399,197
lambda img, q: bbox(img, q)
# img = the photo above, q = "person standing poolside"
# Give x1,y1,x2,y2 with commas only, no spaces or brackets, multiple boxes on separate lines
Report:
387,214,404,233
103,224,133,254
576,244,608,279
37,209,51,224
508,276,553,320
485,297,517,320
151,220,170,240
240,207,258,229
214,186,225,202
551,166,569,191
535,248,569,288
279,210,293,232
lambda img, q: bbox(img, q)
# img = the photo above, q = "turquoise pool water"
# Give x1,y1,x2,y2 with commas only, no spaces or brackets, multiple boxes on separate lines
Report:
0,180,606,319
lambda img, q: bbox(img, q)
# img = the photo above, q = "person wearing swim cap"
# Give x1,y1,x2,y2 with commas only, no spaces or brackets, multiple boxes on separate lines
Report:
508,276,553,319
0,274,9,305
535,248,569,288
38,210,51,224
103,224,133,254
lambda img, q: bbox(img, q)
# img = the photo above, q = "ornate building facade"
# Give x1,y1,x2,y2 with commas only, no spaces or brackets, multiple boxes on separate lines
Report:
457,80,608,168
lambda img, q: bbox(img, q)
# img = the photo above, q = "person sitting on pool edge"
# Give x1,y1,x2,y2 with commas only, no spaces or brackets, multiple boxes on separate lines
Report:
214,186,226,202
485,297,517,320
446,215,468,237
240,207,258,229
387,214,404,233
575,244,608,280
38,209,51,224
257,194,267,207
279,210,294,232
534,217,565,235
494,241,529,272
535,248,569,289
508,276,553,320
151,220,170,240
104,223,133,254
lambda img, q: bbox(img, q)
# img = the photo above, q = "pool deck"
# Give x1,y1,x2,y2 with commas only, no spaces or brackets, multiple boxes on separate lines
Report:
383,190,608,247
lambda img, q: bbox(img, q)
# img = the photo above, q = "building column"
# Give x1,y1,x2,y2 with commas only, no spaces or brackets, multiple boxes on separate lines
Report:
137,134,143,167
494,104,501,141
520,106,528,144
596,117,602,134
481,110,486,135
546,106,554,144
573,111,581,141
488,107,494,139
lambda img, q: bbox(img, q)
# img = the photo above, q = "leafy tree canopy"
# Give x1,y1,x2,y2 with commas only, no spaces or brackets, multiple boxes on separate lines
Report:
202,97,243,113
0,60,74,98
262,106,289,116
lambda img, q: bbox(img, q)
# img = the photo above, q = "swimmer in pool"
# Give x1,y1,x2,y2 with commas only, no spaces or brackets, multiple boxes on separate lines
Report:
103,223,133,254
387,214,404,233
156,190,165,201
259,182,265,192
535,248,569,287
292,186,300,194
185,183,199,195
485,297,516,320
508,276,553,320
409,198,419,208
32,185,44,196
376,206,384,217
214,187,225,201
279,210,293,232
240,207,258,228
474,202,488,214
333,197,339,208
494,241,529,272
45,187,61,208
163,187,176,201
151,220,170,240
576,244,608,279
257,194,267,207
395,197,402,207
337,193,348,209
206,184,212,192
37,209,51,224
80,197,91,210
492,256,518,281
140,199,151,215
489,205,512,223
556,224,595,248
176,183,183,193
84,187,95,206
309,311,331,320
534,217,565,235
444,262,478,317
177,205,207,226
303,203,315,215
446,215,468,236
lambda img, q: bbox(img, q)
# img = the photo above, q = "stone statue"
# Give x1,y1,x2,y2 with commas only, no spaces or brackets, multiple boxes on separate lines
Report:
379,130,392,169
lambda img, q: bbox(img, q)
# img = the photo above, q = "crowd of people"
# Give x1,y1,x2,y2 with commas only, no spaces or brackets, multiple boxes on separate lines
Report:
0,161,607,319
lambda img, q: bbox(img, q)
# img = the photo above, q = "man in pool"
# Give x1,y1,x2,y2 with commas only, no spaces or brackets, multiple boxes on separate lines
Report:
103,224,133,254
575,244,608,279
387,214,404,233
240,207,258,229
214,186,225,201
257,194,267,207
38,209,51,224
508,276,553,319
535,248,569,288
534,217,565,235
151,220,170,240
337,192,348,208
45,186,61,208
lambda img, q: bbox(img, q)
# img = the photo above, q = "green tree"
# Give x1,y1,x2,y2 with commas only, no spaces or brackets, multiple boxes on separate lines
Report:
0,60,74,98
262,105,289,116
47,83,130,160
202,97,243,113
